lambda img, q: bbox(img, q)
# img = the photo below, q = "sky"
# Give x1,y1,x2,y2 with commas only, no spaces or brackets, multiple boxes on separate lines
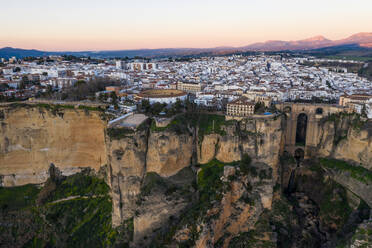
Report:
0,0,371,51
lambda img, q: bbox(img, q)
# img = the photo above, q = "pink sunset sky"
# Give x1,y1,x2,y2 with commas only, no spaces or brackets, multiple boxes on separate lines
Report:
1,0,371,51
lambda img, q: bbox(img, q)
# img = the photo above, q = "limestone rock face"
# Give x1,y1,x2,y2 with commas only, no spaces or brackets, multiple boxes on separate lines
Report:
315,120,335,157
132,169,195,247
146,131,193,177
106,128,195,227
197,134,219,164
215,135,242,163
197,117,282,174
106,131,148,227
333,129,372,170
193,163,275,248
0,106,107,186
327,168,372,207
253,118,282,169
315,117,372,170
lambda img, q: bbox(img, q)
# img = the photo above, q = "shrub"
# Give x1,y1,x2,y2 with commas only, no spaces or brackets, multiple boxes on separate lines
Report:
319,158,372,184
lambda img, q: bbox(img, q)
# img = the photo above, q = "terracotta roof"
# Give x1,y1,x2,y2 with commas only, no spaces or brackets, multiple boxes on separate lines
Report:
229,97,255,106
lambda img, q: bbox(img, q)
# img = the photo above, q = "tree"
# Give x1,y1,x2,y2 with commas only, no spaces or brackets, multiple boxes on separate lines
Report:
110,92,118,104
140,99,151,113
254,102,265,114
151,102,166,116
0,83,9,92
19,81,25,90
74,80,87,87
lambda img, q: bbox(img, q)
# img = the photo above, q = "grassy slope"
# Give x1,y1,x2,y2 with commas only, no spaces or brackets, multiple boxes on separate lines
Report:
0,173,122,248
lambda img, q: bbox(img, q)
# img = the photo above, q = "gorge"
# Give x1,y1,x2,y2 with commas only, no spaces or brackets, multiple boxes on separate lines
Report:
0,102,371,247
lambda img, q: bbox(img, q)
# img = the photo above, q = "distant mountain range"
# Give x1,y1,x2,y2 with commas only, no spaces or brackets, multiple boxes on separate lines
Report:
1,32,371,59
240,32,372,51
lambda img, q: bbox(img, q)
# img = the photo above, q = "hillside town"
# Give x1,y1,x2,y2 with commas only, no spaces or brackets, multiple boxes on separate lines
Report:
1,54,372,118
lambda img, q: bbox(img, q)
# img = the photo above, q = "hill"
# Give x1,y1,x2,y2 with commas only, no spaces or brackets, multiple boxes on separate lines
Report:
1,32,371,59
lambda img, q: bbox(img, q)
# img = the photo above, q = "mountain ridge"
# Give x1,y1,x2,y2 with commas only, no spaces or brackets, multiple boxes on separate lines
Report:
1,32,371,58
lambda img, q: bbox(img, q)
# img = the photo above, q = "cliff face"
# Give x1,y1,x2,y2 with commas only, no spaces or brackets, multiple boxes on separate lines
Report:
198,117,282,172
105,115,283,245
193,163,275,248
106,130,149,227
146,131,193,177
0,105,107,186
1,107,371,247
315,114,372,170
106,126,195,228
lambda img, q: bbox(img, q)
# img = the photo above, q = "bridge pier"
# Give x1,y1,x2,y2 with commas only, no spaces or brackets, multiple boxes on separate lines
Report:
278,103,346,159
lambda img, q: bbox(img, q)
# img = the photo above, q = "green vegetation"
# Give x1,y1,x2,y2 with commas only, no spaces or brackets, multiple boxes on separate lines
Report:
140,99,184,117
35,103,75,110
198,114,229,138
152,159,237,246
41,78,121,101
107,127,135,140
239,154,254,176
78,105,105,112
45,172,110,202
318,180,352,228
300,60,364,73
43,196,116,247
351,224,372,246
119,217,134,245
139,172,168,197
321,112,367,147
254,102,266,114
229,230,276,248
320,158,372,184
150,113,195,134
197,159,227,205
150,115,185,133
280,153,296,165
324,56,372,62
0,173,122,247
150,112,235,138
0,184,41,211
323,112,366,132
7,102,76,116
238,129,264,138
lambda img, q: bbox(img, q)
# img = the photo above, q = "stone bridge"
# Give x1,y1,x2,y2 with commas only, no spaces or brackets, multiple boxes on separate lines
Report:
276,103,346,159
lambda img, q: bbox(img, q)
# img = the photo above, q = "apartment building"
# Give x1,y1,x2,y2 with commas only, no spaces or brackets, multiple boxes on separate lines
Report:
177,81,204,93
226,97,255,117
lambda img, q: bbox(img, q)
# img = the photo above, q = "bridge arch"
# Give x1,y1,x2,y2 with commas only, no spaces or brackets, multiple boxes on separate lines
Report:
295,113,308,146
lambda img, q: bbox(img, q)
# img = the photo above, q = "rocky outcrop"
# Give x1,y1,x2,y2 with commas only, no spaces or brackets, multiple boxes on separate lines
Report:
326,168,372,208
146,131,193,177
133,168,195,247
2,106,372,247
0,105,107,186
315,114,372,170
106,130,149,227
194,163,275,248
279,160,371,248
198,117,282,173
197,134,219,164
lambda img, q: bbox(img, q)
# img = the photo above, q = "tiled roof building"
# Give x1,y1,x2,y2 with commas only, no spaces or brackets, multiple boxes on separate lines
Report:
226,96,255,117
